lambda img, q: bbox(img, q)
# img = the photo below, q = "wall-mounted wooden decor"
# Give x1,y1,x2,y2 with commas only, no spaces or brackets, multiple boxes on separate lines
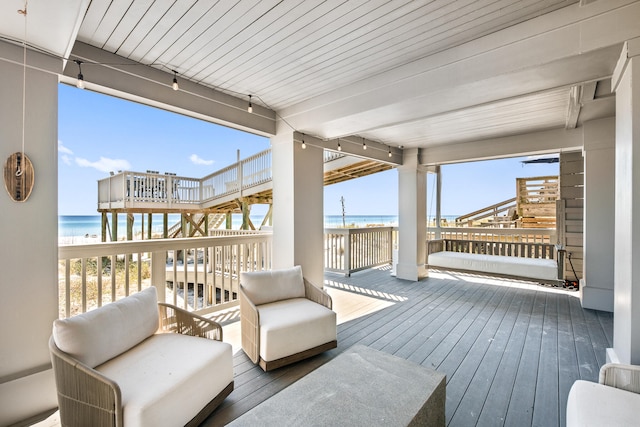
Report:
3,152,34,202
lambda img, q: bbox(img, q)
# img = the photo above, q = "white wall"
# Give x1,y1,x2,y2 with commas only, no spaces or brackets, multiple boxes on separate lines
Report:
582,118,616,312
0,42,60,424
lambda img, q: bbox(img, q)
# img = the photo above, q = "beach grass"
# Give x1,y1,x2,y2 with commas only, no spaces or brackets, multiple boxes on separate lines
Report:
58,257,151,318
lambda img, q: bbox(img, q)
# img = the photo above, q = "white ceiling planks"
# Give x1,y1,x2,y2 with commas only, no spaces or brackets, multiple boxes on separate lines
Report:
74,0,578,110
7,0,625,150
366,87,571,147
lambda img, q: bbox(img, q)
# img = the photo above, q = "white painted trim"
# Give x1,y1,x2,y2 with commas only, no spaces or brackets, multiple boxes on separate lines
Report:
418,125,590,165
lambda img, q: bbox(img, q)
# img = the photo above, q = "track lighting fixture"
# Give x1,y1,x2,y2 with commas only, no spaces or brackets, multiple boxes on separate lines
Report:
301,134,306,149
172,70,179,91
248,95,253,113
74,60,85,89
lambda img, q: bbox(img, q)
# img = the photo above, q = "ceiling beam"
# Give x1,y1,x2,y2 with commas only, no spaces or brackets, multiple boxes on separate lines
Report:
566,85,583,129
417,123,602,166
293,132,402,166
62,42,276,137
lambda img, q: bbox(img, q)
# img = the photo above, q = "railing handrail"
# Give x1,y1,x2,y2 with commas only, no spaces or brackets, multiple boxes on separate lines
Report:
427,226,555,236
455,197,517,224
58,234,271,259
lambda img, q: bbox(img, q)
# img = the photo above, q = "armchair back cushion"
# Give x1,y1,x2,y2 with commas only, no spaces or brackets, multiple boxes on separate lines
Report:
52,286,159,368
240,266,305,306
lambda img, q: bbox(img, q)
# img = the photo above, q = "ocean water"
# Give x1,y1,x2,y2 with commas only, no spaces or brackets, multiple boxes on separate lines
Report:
59,214,459,238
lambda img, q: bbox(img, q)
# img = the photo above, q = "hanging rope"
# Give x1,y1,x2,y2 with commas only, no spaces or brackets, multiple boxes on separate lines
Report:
16,1,28,177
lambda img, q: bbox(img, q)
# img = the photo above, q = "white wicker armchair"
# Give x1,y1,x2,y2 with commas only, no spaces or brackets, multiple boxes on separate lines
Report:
240,266,337,371
50,287,233,427
567,363,640,426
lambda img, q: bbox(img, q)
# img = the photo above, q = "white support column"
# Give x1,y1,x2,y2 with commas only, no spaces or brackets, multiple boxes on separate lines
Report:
435,165,442,240
271,131,324,286
581,118,615,312
610,38,640,364
396,148,428,281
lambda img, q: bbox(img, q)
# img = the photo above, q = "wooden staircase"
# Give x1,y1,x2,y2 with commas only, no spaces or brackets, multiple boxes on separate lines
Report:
455,176,559,228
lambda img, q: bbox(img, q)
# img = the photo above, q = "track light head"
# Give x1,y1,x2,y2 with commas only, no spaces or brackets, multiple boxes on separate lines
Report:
301,134,306,149
337,141,342,151
388,146,392,157
248,95,253,113
172,70,179,91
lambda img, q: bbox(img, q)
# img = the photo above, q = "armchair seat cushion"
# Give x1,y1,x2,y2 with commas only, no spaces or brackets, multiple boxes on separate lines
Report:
258,298,337,362
566,380,640,426
96,333,233,427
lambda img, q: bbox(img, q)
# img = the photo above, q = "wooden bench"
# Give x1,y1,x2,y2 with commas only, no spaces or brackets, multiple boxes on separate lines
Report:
428,239,564,284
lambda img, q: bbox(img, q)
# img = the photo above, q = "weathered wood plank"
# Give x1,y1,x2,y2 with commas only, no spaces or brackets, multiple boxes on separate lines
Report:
476,291,535,426
503,292,546,426
449,288,523,426
568,296,600,381
532,293,560,426
556,295,581,427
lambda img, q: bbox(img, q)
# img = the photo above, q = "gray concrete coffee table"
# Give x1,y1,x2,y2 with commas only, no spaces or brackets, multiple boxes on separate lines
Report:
229,344,446,426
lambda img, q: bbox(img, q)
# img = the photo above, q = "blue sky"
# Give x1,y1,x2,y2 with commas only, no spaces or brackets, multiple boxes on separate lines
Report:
58,84,558,216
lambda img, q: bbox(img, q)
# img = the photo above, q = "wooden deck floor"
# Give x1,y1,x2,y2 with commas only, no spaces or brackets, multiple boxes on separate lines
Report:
35,266,612,427
204,266,612,427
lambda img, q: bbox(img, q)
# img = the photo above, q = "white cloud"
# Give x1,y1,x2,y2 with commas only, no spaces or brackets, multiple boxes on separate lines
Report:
190,154,214,166
76,157,131,173
61,154,72,166
58,140,73,155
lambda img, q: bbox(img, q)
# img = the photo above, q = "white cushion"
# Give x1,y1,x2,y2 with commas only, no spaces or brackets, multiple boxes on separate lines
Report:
567,380,640,426
258,298,336,362
52,287,159,367
96,333,233,427
241,265,305,306
428,252,558,281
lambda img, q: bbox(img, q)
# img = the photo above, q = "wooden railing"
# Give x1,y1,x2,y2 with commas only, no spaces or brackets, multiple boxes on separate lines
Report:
58,234,272,319
98,171,201,208
454,197,517,227
325,227,395,276
58,226,559,317
428,226,556,244
431,239,557,260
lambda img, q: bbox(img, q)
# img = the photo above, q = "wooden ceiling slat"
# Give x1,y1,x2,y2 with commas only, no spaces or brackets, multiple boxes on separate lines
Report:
78,0,115,45
262,0,571,107
196,1,339,90
89,0,135,50
212,0,370,92
174,1,283,78
189,0,311,84
145,1,232,67
125,1,201,62
102,0,156,53
248,0,420,100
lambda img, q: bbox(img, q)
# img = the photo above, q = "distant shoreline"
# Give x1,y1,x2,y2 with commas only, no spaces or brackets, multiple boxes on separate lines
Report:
58,214,460,242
